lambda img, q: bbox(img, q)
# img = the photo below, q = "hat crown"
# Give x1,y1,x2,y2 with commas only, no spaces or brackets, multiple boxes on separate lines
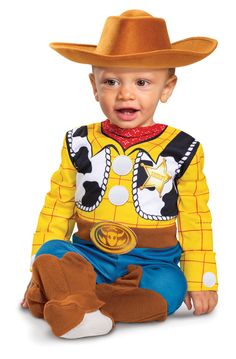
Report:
120,10,152,17
95,9,171,56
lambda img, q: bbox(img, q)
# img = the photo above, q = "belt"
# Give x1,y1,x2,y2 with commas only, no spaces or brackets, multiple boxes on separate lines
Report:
73,214,178,254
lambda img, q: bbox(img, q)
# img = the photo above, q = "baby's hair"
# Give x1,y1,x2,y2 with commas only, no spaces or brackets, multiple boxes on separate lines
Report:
168,68,176,77
91,65,176,77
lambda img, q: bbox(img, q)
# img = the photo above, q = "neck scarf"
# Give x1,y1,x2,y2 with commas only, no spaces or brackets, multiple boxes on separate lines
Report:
101,119,167,149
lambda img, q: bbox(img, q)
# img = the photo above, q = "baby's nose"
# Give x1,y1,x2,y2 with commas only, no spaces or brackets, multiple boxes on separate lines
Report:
117,86,136,100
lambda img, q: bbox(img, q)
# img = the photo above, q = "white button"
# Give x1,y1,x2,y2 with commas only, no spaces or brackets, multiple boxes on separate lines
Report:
108,186,129,205
203,272,216,287
112,155,133,175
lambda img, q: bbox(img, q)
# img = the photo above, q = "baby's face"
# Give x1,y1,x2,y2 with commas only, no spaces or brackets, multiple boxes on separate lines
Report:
89,66,177,129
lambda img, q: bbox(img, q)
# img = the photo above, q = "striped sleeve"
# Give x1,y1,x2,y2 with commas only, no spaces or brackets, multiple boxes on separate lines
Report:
30,133,77,270
176,142,218,291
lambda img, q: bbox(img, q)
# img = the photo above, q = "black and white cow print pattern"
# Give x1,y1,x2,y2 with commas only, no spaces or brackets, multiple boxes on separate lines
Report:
66,126,111,211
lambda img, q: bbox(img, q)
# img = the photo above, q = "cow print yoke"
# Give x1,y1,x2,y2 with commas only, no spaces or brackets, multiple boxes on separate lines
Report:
66,126,111,211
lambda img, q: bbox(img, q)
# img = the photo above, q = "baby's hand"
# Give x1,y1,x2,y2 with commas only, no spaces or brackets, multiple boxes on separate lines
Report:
184,291,218,315
20,279,32,309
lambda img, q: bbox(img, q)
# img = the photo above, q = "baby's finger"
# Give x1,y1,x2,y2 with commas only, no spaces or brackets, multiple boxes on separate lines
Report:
192,297,203,315
184,293,192,310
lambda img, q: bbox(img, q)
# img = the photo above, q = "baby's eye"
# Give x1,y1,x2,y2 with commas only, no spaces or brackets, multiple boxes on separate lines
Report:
136,79,150,86
104,79,119,86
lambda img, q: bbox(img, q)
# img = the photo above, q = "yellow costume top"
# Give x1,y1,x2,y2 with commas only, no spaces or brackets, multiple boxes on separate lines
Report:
31,121,218,292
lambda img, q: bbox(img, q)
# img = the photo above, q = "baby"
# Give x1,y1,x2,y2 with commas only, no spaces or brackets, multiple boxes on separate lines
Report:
21,9,218,339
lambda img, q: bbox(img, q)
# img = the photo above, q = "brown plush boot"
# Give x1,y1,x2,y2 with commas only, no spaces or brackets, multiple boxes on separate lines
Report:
26,252,114,338
96,264,168,323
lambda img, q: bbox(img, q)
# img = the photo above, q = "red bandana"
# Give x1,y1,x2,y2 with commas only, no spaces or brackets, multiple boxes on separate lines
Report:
101,119,167,149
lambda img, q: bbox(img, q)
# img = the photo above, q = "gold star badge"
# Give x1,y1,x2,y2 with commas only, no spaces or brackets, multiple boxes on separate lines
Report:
140,158,172,197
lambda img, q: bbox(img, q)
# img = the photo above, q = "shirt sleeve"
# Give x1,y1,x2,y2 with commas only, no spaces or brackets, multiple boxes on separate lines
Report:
176,142,218,291
30,133,77,270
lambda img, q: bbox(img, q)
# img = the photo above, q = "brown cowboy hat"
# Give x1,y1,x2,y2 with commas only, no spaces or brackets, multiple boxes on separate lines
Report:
49,9,218,68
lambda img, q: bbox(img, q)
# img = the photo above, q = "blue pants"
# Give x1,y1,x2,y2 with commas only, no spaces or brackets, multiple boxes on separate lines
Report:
35,234,187,315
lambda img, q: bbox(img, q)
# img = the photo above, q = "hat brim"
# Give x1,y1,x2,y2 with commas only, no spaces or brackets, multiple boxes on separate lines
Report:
49,37,217,68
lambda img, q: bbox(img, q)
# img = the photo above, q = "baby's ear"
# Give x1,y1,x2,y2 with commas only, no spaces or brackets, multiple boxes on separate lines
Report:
160,75,178,103
88,72,95,84
88,73,99,101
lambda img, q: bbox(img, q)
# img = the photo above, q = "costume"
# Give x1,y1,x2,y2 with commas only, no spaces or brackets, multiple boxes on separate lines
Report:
25,9,218,339
27,119,218,336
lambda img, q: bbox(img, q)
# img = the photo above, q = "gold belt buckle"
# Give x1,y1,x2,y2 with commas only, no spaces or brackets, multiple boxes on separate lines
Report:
90,221,138,254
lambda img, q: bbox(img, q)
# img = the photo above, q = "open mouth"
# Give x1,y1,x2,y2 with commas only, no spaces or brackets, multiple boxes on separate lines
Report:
116,108,139,113
115,108,140,121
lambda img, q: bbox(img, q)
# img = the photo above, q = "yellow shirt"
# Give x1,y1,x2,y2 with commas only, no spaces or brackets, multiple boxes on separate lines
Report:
30,121,218,292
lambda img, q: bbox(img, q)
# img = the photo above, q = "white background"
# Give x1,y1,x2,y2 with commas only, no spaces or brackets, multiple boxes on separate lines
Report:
1,0,235,357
